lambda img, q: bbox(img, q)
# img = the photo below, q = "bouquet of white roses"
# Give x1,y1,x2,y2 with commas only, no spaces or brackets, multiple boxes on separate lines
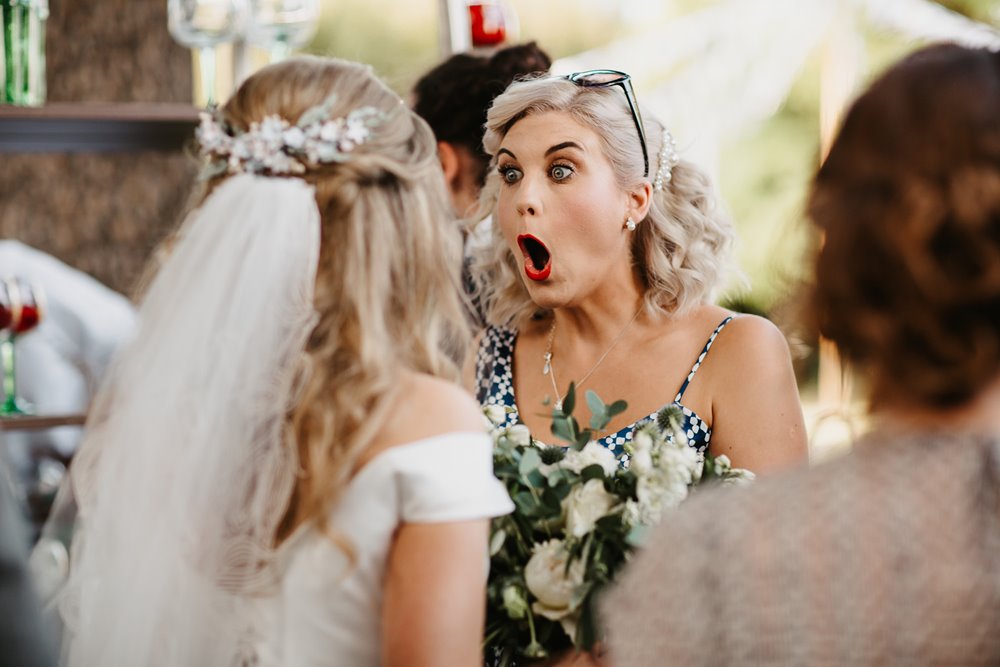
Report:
484,384,753,665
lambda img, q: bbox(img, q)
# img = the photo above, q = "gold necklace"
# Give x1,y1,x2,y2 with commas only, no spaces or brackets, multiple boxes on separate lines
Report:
542,307,642,410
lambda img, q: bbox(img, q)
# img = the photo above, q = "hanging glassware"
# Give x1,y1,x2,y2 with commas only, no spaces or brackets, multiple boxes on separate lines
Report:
245,0,320,65
168,0,247,107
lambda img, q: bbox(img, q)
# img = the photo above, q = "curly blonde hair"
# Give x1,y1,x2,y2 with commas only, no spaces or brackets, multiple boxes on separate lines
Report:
471,75,734,328
201,57,469,541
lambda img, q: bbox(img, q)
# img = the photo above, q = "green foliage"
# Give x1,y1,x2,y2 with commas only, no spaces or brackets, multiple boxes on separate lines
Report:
484,386,754,661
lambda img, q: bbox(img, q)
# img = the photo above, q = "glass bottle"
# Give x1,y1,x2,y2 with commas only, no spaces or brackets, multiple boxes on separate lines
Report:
1,0,46,106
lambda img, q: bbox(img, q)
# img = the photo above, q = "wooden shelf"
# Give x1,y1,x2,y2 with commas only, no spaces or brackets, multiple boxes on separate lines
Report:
0,414,87,431
0,103,200,153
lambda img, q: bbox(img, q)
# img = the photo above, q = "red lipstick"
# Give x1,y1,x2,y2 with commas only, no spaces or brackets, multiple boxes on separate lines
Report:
517,234,552,282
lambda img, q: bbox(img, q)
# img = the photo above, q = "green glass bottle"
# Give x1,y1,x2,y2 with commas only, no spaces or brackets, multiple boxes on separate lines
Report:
1,0,45,105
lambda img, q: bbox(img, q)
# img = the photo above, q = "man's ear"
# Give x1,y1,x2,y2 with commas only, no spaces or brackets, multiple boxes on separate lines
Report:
437,141,461,188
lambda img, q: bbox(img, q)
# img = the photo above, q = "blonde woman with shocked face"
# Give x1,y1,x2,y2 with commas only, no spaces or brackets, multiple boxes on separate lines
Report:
472,71,808,475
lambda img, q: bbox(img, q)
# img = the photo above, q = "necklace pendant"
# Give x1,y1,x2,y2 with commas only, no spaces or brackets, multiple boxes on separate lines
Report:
542,352,552,376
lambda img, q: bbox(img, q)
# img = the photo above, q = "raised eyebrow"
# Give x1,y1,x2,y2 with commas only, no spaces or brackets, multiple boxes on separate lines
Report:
497,148,517,160
545,141,584,157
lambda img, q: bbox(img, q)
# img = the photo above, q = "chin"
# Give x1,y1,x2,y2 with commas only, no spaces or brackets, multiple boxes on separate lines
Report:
522,281,568,311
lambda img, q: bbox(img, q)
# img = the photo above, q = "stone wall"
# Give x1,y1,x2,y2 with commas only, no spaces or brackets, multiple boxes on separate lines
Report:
0,0,197,296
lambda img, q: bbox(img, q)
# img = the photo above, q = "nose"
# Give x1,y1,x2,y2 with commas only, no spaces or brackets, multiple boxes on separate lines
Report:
514,174,541,218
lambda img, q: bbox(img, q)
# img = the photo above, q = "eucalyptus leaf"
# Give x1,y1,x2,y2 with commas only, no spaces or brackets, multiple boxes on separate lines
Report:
625,524,650,547
546,468,568,487
607,399,628,417
569,581,594,611
525,469,547,489
540,488,564,514
512,491,539,515
551,416,575,444
576,594,597,649
563,382,577,416
519,448,542,477
586,390,609,430
550,480,573,500
490,529,507,556
595,514,624,534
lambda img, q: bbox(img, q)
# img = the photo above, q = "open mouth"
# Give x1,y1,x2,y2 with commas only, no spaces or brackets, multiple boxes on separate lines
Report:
517,234,552,281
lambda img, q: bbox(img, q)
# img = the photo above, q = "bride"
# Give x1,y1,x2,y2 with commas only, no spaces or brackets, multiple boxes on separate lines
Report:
43,57,512,666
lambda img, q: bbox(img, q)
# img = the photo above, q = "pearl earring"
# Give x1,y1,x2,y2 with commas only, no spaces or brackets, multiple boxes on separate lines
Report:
625,217,636,231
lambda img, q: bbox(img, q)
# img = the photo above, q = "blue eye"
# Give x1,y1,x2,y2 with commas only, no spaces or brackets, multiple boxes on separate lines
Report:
550,164,573,181
498,166,522,184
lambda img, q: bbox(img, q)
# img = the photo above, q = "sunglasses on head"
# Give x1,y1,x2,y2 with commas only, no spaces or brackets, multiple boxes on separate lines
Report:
565,69,649,178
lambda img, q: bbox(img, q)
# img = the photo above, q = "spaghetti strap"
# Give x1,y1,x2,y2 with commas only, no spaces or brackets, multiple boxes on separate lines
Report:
673,316,735,402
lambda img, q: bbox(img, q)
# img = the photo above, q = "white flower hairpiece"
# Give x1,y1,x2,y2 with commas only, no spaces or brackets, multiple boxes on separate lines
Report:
196,93,387,180
653,128,680,192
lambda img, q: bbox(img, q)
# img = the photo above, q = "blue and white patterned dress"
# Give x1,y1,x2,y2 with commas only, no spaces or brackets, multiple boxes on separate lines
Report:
475,316,734,457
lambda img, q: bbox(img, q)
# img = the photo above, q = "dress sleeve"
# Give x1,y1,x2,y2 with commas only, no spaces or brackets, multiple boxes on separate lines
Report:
394,432,513,524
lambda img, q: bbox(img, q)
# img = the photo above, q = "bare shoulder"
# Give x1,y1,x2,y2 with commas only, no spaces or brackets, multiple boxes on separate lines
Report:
392,373,485,437
712,313,792,364
357,373,487,471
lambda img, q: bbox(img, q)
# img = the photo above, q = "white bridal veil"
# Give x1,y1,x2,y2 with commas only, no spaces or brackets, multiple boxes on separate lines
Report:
51,174,320,665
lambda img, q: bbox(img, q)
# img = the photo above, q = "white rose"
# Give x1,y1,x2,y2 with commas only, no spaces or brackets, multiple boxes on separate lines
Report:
632,430,654,454
563,479,616,538
637,466,690,516
622,499,642,527
524,539,585,616
483,404,507,427
660,440,701,480
506,424,532,447
630,449,653,475
561,441,617,475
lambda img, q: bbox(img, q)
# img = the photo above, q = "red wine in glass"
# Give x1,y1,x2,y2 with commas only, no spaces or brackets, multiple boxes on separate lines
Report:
0,280,15,333
1,278,45,415
14,297,41,334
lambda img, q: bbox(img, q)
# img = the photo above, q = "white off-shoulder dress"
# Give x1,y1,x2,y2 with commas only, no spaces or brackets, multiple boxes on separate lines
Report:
252,432,513,666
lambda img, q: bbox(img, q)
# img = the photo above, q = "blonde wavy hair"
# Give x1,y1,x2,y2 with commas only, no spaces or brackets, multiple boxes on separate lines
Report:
472,75,735,328
200,58,469,542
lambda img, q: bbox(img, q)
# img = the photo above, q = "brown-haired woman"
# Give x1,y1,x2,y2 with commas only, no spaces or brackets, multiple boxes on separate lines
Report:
603,43,1000,666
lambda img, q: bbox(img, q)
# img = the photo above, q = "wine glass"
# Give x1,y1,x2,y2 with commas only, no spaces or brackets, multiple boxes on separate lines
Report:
1,277,45,416
246,0,320,64
168,0,248,106
0,279,18,336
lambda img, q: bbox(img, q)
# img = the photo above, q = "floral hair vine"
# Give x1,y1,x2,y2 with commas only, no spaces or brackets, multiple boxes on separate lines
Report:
653,128,680,192
195,93,387,180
